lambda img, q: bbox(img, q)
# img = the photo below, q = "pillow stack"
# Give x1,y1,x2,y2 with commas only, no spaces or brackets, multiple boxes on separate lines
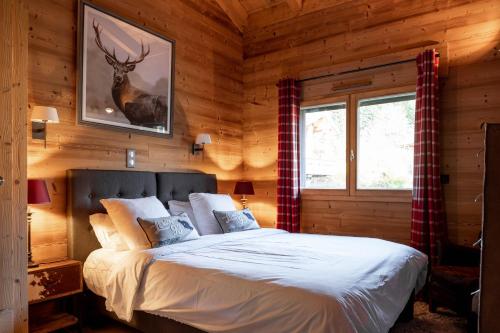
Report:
90,192,261,251
188,193,235,235
101,196,170,250
89,213,128,251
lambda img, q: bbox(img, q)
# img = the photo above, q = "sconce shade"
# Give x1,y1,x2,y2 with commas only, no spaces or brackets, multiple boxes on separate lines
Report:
28,179,50,205
234,181,255,195
195,133,212,145
31,106,59,123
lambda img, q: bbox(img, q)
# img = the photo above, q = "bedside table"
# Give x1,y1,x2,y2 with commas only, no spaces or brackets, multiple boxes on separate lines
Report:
28,259,83,333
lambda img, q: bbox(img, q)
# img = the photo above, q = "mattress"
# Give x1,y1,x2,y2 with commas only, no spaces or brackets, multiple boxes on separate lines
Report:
83,228,427,333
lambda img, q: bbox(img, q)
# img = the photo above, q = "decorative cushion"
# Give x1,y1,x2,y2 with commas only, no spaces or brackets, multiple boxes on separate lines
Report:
89,213,128,251
168,200,198,231
137,213,200,248
213,208,260,233
100,196,170,250
188,193,236,235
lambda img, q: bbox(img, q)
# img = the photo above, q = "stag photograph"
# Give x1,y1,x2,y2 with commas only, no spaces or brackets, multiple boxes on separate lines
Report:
78,2,174,137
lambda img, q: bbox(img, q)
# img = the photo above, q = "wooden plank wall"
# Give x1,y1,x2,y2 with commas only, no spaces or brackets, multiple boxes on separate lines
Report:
242,0,500,245
27,0,244,262
0,0,29,332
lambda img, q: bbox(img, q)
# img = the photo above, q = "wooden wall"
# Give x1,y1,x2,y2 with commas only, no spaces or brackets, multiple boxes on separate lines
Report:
27,0,244,262
0,0,28,331
242,0,500,245
27,0,500,262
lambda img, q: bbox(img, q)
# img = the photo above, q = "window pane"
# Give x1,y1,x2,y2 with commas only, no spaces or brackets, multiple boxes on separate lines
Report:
303,103,347,189
357,93,415,190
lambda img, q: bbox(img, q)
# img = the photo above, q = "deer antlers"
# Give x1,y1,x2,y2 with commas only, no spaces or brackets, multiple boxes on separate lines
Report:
92,20,150,66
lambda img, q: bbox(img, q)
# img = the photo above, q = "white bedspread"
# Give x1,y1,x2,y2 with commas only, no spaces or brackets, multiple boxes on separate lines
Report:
84,228,427,333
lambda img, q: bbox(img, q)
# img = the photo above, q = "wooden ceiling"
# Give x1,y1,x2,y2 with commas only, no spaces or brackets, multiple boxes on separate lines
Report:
239,0,289,14
214,0,313,32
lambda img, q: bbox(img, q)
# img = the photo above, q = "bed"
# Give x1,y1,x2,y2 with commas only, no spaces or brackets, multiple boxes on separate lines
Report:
67,169,428,333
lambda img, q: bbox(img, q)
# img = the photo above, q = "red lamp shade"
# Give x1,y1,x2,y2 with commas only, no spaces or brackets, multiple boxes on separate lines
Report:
28,179,50,204
234,181,255,195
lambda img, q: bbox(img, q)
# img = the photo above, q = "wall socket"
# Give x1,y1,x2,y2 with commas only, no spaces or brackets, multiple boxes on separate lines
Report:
126,149,136,168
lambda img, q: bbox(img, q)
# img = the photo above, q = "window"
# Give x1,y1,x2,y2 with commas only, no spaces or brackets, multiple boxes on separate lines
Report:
301,88,416,196
301,102,347,189
357,93,416,190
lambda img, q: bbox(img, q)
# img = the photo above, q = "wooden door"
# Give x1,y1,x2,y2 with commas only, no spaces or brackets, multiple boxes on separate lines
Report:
0,0,28,332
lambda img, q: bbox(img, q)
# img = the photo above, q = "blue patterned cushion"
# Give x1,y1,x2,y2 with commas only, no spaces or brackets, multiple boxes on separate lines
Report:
137,213,200,248
213,209,260,233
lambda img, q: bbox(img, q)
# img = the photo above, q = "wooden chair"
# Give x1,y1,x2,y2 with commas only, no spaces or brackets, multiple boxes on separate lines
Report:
428,242,480,315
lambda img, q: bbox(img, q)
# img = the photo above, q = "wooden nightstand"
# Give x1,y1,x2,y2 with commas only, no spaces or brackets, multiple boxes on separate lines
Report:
28,259,83,333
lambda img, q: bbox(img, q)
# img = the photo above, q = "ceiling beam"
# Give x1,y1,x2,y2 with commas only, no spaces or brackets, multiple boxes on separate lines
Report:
286,0,303,11
214,0,248,33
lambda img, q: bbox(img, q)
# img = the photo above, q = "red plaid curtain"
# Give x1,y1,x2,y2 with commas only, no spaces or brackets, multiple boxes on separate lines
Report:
411,49,446,264
277,79,301,233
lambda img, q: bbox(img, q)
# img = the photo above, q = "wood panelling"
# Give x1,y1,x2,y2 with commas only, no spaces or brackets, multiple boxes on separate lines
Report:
0,0,29,331
27,0,500,260
27,0,244,262
214,0,248,33
242,0,500,245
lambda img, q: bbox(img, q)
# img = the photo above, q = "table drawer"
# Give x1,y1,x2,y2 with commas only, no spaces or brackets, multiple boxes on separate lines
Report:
28,261,82,304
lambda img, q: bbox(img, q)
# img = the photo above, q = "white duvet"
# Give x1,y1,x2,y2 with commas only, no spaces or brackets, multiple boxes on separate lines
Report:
84,228,427,333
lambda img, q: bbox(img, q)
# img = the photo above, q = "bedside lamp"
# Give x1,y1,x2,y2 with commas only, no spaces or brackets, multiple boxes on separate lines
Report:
192,133,212,154
28,179,51,268
234,181,254,209
31,106,59,149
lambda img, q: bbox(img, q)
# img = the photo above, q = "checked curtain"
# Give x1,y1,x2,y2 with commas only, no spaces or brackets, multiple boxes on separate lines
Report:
410,49,447,264
276,78,301,233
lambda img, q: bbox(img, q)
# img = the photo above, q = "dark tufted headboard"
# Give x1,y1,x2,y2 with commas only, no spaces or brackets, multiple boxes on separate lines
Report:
67,169,217,262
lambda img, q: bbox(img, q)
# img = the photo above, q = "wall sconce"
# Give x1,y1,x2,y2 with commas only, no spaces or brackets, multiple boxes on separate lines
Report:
192,133,212,154
31,106,59,149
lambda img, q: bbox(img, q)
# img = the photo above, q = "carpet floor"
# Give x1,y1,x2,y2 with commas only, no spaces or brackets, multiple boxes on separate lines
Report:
82,302,468,333
391,302,467,333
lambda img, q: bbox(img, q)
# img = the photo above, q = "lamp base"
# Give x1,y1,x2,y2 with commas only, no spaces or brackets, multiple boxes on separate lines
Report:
27,211,38,268
240,196,248,209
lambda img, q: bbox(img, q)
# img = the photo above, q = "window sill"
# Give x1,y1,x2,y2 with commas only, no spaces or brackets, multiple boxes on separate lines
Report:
301,189,412,203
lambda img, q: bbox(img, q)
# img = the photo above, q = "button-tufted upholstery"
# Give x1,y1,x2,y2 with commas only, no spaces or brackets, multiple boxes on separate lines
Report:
157,173,217,208
67,169,217,262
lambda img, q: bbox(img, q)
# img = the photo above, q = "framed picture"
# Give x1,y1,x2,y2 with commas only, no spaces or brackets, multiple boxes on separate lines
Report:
77,1,175,137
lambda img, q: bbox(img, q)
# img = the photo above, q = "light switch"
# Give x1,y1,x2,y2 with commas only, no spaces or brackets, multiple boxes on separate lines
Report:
126,149,136,168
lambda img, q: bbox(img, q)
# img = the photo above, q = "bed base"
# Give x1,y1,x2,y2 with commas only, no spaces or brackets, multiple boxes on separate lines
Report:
84,291,204,333
397,290,415,322
84,289,414,332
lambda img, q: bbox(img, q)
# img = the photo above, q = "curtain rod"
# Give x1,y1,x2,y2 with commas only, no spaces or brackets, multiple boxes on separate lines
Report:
298,58,417,84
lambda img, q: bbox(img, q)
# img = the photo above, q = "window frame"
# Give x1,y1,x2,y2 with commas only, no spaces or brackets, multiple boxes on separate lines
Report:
300,85,415,202
300,96,349,196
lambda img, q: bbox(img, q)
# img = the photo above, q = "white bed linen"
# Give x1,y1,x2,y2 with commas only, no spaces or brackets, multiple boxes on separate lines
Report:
83,228,427,333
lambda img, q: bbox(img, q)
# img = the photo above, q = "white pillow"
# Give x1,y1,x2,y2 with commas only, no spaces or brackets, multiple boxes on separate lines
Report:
100,196,170,250
168,200,198,231
89,214,128,251
188,193,236,235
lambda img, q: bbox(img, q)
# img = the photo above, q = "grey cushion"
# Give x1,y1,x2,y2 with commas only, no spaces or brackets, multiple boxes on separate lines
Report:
213,209,260,233
137,213,200,248
168,200,198,231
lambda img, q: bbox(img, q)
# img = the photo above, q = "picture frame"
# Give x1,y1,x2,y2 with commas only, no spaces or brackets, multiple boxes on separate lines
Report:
77,0,175,137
